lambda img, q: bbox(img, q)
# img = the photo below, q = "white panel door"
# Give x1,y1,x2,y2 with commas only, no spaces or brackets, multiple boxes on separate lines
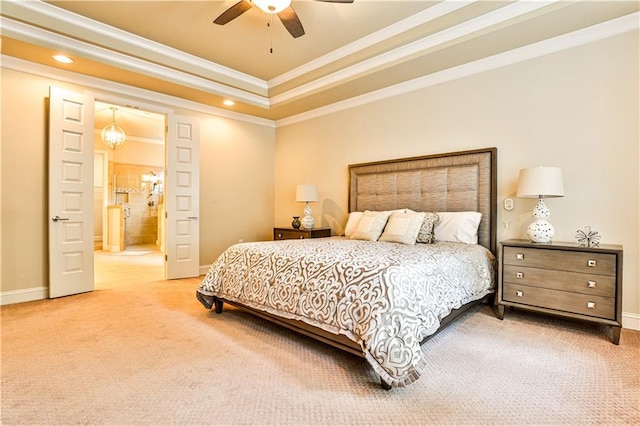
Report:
48,86,95,298
166,114,200,279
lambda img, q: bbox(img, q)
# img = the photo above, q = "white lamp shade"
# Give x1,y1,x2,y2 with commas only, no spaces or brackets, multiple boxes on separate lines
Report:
517,166,564,198
296,184,319,202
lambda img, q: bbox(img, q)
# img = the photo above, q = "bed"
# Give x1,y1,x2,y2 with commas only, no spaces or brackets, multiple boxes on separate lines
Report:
197,148,498,388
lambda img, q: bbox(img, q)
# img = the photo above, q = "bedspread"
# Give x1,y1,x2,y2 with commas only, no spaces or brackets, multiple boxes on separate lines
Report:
197,238,496,386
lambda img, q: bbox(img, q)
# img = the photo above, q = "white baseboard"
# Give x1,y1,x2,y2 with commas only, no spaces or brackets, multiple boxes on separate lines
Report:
622,312,640,331
0,286,48,305
2,283,639,332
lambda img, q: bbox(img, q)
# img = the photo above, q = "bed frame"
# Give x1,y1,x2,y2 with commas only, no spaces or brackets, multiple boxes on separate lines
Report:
212,147,498,389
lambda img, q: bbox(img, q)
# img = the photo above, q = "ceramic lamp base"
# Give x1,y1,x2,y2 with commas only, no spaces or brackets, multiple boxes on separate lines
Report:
301,202,314,229
527,198,555,243
527,220,554,243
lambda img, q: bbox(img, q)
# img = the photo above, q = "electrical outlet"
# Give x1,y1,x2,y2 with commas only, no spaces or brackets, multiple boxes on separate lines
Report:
504,198,514,211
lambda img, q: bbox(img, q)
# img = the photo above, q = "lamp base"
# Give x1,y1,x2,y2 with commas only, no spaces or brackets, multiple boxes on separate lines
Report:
301,202,314,229
527,220,554,243
301,215,315,230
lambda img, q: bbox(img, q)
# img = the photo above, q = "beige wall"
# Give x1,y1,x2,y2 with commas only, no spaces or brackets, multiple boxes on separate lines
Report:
275,32,639,317
0,68,275,293
1,30,637,321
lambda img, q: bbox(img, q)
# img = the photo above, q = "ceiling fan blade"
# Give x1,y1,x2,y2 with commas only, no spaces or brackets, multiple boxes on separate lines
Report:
313,0,355,3
278,6,305,38
213,0,252,25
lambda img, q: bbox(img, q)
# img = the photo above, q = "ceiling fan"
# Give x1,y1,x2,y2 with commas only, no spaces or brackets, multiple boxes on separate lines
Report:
214,0,354,39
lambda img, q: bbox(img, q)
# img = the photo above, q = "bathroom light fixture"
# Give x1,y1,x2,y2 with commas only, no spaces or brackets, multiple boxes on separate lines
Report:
52,54,74,64
296,184,319,229
517,166,564,243
101,107,126,150
223,99,235,106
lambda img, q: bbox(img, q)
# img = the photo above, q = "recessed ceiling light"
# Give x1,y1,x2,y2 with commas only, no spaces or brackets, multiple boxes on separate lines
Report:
223,99,235,106
53,54,74,64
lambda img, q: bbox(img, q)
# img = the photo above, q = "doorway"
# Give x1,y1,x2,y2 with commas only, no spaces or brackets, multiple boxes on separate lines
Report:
93,101,166,288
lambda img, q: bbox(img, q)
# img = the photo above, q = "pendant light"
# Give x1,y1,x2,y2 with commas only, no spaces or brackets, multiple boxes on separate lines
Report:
101,107,126,150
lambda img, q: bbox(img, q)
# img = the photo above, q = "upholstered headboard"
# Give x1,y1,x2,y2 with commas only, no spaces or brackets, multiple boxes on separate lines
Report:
348,148,497,254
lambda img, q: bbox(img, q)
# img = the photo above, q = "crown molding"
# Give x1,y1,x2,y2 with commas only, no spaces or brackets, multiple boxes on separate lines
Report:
2,0,268,94
0,17,271,109
1,55,276,129
270,0,559,106
267,0,476,88
277,12,640,127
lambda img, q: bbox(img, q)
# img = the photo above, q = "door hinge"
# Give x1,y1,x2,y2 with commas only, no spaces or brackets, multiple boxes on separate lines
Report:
165,211,168,219
165,254,168,261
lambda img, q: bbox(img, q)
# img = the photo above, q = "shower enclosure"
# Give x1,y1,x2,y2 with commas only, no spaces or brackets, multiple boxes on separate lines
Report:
107,163,164,251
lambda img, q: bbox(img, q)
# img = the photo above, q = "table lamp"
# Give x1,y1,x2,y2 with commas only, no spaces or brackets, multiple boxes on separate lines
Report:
516,166,564,243
296,184,319,229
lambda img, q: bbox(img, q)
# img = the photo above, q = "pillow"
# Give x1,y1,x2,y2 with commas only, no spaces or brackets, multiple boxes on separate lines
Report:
379,211,426,245
344,212,364,238
349,210,392,241
434,212,482,244
414,212,440,244
344,209,405,238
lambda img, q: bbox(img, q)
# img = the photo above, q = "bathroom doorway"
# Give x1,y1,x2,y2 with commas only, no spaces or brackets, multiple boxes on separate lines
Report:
93,101,166,287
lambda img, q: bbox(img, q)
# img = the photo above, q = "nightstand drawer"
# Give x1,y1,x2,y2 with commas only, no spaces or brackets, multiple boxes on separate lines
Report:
503,265,616,297
274,230,308,240
503,247,616,276
273,228,331,240
503,283,615,320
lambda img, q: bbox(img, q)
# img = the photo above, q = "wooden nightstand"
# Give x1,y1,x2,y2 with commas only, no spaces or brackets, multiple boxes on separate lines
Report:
498,239,623,344
273,227,331,240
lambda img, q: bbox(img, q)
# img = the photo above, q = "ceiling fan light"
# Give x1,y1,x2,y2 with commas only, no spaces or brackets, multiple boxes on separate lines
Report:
253,0,291,14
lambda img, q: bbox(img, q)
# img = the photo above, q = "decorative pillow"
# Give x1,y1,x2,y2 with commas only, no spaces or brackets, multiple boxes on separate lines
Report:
379,211,426,245
344,212,364,238
349,210,392,241
434,212,482,244
414,212,440,244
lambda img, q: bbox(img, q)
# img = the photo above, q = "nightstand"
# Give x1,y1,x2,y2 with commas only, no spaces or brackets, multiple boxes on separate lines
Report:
498,239,623,344
273,227,331,240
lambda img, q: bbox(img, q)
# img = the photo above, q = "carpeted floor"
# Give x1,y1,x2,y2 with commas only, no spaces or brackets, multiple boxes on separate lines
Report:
1,276,638,425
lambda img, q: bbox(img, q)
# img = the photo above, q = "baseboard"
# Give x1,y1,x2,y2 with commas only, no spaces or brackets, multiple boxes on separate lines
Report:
199,265,211,276
622,312,640,331
2,283,639,332
0,286,48,305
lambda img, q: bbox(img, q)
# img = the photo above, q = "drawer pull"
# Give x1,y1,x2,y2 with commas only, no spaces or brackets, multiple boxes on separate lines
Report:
516,290,524,298
299,236,304,239
587,301,596,309
516,253,525,260
587,280,597,288
515,272,524,279
277,233,282,238
587,259,597,267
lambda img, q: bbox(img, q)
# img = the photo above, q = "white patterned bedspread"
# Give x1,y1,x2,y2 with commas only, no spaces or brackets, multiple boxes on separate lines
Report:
197,238,496,387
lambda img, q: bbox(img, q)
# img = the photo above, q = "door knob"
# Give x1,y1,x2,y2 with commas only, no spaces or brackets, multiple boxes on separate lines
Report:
52,216,70,222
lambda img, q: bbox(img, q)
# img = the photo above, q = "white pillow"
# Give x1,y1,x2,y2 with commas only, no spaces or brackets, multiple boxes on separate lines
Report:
344,209,405,238
379,211,426,245
349,210,392,241
344,212,364,238
434,212,482,244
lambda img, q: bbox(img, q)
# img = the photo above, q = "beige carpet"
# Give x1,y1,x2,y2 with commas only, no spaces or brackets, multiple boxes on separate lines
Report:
1,276,639,425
